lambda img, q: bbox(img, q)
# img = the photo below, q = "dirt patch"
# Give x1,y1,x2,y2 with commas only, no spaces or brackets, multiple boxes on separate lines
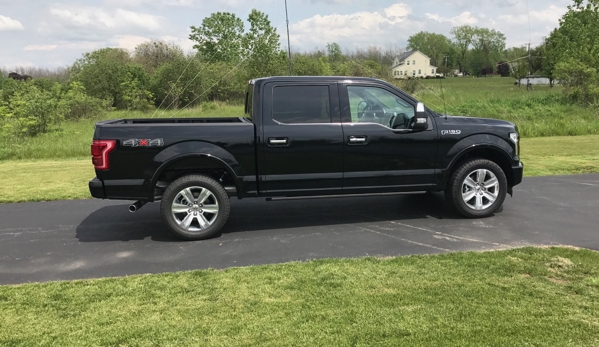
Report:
547,277,569,285
546,256,575,272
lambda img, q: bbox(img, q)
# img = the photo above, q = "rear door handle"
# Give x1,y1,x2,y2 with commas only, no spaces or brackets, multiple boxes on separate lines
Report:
268,138,289,146
348,136,367,145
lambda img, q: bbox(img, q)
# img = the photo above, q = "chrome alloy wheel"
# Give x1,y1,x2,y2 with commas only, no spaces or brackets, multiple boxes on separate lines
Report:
461,169,500,211
171,186,219,232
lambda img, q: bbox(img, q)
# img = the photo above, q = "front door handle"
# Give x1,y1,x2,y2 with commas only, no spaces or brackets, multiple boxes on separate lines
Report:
348,136,367,145
268,138,289,146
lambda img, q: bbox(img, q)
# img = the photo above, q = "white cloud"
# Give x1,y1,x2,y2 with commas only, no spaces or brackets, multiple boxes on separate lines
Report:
424,11,479,26
24,45,58,51
0,14,23,31
103,0,197,7
49,6,163,31
498,5,566,25
113,35,151,50
289,3,416,48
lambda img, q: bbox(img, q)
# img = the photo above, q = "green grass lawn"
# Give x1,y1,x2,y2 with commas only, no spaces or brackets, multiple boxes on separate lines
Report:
0,135,597,203
1,247,599,346
416,77,599,137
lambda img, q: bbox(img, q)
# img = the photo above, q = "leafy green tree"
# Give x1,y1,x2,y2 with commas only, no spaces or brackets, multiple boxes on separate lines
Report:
292,54,333,76
242,9,286,79
450,25,476,74
511,60,529,86
496,61,510,77
503,46,529,62
471,27,506,75
326,42,343,64
548,0,599,103
407,31,451,67
71,48,153,109
133,40,184,73
189,12,244,63
151,56,204,109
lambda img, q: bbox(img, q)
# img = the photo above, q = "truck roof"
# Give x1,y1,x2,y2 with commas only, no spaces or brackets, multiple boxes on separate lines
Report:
249,76,389,85
249,76,417,104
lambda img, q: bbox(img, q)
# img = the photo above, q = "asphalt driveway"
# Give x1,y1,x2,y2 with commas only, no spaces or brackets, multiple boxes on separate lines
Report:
1,174,598,285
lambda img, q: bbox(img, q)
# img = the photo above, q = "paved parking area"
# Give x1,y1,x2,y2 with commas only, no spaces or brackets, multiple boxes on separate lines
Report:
0,174,598,285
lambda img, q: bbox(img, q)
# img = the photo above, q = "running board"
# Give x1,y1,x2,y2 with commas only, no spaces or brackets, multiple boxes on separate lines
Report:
266,191,427,202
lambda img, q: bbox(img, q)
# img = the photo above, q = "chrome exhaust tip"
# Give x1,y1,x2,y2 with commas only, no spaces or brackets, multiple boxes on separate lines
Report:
129,201,147,213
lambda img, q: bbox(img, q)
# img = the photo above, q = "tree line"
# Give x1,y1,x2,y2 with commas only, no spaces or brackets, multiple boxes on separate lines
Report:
1,0,597,138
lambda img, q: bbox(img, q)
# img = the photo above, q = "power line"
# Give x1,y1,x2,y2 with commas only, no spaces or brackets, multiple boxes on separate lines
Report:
285,0,293,75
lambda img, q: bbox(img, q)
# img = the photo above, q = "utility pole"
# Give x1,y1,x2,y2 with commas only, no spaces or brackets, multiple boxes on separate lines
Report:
285,0,293,75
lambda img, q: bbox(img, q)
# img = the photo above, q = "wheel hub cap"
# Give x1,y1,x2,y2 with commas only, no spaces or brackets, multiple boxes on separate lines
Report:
461,169,500,211
171,186,219,232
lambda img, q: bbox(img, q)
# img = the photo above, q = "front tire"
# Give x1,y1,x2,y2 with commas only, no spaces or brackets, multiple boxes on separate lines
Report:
445,159,507,218
160,175,230,240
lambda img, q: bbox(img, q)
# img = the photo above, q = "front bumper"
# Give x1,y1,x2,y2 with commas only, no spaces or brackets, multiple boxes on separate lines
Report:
89,177,105,199
512,161,523,186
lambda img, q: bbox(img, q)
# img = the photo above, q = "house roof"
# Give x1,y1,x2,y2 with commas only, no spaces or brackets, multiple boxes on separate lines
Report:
395,50,416,63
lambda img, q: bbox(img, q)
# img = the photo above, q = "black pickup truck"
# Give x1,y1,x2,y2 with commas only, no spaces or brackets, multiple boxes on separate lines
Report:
90,76,523,240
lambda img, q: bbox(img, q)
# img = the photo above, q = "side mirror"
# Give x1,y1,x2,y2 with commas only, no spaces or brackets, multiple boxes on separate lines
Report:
412,102,428,130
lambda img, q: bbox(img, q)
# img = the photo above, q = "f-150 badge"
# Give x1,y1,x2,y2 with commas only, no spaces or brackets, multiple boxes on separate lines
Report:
441,130,462,135
123,138,164,147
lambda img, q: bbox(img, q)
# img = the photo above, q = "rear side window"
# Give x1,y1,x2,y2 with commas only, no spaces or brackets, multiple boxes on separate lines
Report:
272,85,331,124
245,84,253,119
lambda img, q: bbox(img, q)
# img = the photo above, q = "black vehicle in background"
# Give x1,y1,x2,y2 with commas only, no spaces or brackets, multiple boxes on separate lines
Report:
89,76,523,240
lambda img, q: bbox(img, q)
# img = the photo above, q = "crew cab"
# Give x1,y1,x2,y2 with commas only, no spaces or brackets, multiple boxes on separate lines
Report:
89,76,523,240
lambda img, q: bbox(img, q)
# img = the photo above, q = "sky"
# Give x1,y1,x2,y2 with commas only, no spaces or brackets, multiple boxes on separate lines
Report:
0,0,571,69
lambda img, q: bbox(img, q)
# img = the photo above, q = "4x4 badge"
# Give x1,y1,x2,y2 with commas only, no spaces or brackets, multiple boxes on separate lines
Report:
123,138,164,147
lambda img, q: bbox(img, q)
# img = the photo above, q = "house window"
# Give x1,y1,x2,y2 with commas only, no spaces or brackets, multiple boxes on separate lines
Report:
413,60,416,65
400,71,403,76
418,69,421,75
412,70,416,76
407,60,410,65
432,69,435,74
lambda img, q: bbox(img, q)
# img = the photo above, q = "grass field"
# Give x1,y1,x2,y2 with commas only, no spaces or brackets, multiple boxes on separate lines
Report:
1,135,597,203
1,247,599,346
416,77,599,137
0,103,244,161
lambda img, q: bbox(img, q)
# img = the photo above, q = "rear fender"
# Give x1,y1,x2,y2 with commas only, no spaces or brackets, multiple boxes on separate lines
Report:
145,141,241,199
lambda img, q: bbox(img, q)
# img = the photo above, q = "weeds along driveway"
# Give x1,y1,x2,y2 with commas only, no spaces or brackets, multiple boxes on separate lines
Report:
0,174,598,285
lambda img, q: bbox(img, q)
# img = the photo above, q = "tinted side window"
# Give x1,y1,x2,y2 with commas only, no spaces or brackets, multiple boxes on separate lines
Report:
272,85,331,124
347,86,414,129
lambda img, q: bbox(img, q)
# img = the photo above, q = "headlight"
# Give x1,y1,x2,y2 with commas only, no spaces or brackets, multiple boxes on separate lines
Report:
509,132,519,156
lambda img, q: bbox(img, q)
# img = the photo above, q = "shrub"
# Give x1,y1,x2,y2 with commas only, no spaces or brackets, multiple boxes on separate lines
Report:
1,83,66,137
554,60,599,105
62,82,110,120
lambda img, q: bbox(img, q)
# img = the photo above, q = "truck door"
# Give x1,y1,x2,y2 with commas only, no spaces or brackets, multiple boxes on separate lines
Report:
339,83,438,192
259,82,344,195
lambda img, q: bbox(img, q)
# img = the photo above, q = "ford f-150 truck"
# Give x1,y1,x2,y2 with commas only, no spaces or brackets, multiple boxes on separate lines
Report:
89,76,523,240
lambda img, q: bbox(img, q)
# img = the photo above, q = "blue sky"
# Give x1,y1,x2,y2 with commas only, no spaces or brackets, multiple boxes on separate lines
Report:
0,0,570,68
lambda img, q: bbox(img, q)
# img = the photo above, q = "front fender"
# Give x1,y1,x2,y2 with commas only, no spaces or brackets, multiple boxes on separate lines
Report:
441,134,515,185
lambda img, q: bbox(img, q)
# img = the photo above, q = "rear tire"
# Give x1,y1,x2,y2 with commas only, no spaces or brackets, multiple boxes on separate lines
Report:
160,175,230,240
445,159,507,218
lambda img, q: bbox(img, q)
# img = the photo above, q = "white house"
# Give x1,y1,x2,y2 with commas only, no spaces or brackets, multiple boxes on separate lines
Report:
391,50,437,79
